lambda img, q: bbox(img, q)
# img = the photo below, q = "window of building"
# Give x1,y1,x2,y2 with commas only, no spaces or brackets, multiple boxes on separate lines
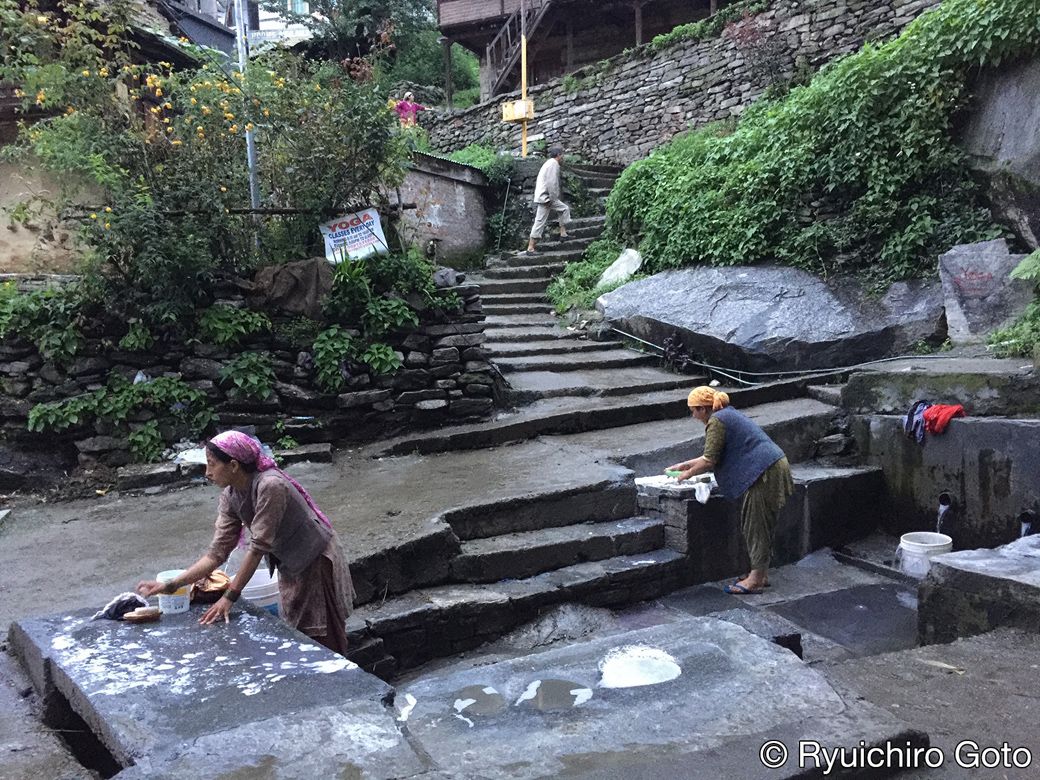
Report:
290,0,309,14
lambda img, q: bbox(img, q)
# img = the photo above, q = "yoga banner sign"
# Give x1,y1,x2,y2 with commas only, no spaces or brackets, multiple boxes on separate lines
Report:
320,208,389,262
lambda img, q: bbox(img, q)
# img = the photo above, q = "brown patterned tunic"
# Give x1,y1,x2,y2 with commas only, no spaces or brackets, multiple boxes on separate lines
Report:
207,471,355,655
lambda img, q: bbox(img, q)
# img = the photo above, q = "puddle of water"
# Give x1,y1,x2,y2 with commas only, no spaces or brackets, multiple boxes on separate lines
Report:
452,684,506,716
598,645,681,689
514,679,593,711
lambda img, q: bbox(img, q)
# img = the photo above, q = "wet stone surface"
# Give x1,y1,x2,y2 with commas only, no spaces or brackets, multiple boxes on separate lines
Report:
9,604,405,771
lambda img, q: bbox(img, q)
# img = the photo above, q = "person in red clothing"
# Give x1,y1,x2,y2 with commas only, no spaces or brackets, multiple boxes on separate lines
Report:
394,91,426,126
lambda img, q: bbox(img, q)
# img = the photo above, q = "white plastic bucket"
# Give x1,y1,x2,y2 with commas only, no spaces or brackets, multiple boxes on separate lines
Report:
242,567,281,617
156,569,190,614
897,532,953,578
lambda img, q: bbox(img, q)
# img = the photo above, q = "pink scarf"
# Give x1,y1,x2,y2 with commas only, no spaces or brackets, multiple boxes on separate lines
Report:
209,430,332,529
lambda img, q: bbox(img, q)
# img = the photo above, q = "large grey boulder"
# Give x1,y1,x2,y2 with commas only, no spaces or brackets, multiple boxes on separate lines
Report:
597,266,945,371
938,239,1032,344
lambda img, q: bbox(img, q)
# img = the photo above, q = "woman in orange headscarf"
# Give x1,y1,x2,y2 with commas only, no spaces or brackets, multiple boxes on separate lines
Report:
666,386,794,594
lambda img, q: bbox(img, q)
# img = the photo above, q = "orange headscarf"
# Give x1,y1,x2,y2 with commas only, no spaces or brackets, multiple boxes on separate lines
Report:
688,386,730,411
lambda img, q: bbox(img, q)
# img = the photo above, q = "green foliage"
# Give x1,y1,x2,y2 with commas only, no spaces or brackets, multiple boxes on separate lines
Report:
1009,249,1040,284
989,301,1040,358
585,0,1037,306
128,420,164,462
275,316,323,349
650,0,769,51
546,239,632,312
363,296,419,339
312,325,357,393
359,342,402,374
1,2,407,332
197,305,271,346
219,351,276,400
272,418,300,451
118,321,154,351
452,87,480,109
28,375,213,450
448,144,515,187
0,284,82,363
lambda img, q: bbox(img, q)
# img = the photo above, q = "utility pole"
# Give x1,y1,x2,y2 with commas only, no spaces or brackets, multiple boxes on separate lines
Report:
520,0,528,158
233,0,261,211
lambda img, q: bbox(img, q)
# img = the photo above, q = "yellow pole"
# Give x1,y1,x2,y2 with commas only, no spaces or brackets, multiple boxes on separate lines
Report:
521,32,528,158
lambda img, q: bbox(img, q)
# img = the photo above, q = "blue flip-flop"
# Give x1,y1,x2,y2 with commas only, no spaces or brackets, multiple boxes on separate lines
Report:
724,582,764,595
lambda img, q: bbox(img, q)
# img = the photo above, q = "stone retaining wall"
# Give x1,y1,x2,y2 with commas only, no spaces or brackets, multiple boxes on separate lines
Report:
426,0,940,164
0,283,499,491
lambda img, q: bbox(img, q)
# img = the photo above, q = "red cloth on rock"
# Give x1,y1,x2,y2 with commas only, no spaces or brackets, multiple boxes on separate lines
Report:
922,404,965,434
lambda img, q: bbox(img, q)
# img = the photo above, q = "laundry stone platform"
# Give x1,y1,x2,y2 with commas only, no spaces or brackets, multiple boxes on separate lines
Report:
395,617,925,780
7,604,420,776
919,535,1040,645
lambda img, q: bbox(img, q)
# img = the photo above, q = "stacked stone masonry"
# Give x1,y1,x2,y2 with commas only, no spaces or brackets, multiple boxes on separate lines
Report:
0,283,499,488
427,0,941,164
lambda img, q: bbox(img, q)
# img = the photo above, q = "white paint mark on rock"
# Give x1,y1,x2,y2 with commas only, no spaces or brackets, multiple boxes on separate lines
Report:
397,693,418,722
310,658,356,674
454,713,474,728
570,687,594,706
482,686,498,695
514,680,541,706
598,645,681,689
453,697,477,713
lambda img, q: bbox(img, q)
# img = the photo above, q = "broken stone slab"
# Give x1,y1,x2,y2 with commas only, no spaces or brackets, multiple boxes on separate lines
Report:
336,389,391,409
938,239,1032,344
8,604,397,771
396,617,923,779
275,442,332,465
597,266,945,371
919,535,1040,645
116,462,183,490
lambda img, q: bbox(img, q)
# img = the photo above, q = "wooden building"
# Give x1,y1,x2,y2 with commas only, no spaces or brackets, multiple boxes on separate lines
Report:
438,0,723,99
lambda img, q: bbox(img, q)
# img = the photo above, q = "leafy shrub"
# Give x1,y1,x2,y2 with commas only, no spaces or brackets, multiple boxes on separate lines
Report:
582,0,1038,305
197,305,271,346
546,239,632,312
128,420,164,462
28,375,213,447
275,316,323,349
359,342,402,375
988,250,1040,357
650,0,769,51
0,284,82,363
118,321,154,351
448,144,515,188
312,325,357,393
219,352,276,400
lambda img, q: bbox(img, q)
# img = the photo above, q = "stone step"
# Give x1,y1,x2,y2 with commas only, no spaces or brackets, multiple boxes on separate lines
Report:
346,549,687,673
487,339,622,357
484,326,589,342
807,384,844,405
499,248,586,266
471,277,551,294
538,236,595,252
481,292,550,306
483,313,559,328
482,301,557,316
568,215,607,226
482,263,565,280
446,479,638,540
567,163,624,176
504,365,691,403
495,349,657,373
450,517,665,583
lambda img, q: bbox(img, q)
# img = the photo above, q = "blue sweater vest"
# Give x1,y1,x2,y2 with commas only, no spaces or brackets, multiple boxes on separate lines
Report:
710,406,785,499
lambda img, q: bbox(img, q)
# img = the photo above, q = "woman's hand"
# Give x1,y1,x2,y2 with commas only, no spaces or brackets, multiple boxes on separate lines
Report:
199,597,233,625
136,580,167,597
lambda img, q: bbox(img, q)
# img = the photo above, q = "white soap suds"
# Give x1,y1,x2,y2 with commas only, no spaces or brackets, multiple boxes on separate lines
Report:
514,680,541,706
598,645,681,689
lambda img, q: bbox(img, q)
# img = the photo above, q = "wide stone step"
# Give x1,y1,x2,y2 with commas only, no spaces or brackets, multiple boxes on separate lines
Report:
483,301,557,316
472,277,551,295
482,263,565,280
568,215,607,226
481,292,550,306
487,339,622,357
484,313,559,328
447,479,638,540
372,388,694,456
504,365,690,403
495,349,657,373
484,326,589,342
346,549,687,673
450,516,665,583
538,236,595,252
500,248,586,266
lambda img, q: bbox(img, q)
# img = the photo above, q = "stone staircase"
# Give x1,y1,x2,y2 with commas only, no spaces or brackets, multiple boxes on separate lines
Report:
344,166,874,679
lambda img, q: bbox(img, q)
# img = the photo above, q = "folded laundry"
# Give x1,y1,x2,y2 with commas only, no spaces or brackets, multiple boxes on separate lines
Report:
923,403,965,434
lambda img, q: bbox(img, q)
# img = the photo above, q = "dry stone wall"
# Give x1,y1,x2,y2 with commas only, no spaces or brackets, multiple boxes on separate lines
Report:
427,0,941,164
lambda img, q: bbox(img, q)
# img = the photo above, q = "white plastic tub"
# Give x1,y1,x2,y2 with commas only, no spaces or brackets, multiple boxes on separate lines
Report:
242,567,281,617
897,532,953,578
156,569,190,614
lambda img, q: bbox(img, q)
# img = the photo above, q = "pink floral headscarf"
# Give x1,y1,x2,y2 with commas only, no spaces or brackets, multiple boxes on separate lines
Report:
209,430,332,529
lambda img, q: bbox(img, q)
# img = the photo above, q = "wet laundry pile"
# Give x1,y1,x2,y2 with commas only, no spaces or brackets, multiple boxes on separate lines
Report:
903,400,966,444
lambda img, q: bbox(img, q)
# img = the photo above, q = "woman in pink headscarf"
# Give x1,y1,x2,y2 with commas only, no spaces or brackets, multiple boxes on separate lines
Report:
137,431,355,656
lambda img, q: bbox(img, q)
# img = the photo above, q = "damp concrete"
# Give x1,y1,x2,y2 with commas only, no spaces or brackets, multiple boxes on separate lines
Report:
395,617,923,779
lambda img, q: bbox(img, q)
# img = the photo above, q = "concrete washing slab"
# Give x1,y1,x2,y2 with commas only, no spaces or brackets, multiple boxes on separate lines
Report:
8,604,416,775
396,617,924,779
